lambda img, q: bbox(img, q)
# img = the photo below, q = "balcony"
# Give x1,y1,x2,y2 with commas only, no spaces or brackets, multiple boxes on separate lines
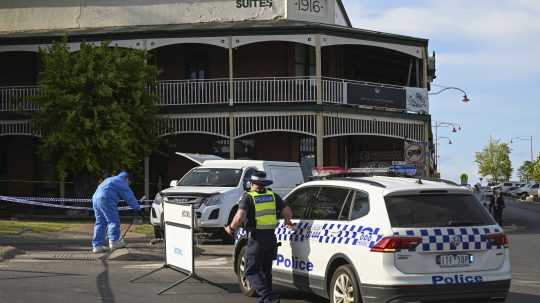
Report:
0,77,427,113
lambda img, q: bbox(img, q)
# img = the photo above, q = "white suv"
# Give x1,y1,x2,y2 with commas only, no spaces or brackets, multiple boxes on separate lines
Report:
233,176,511,303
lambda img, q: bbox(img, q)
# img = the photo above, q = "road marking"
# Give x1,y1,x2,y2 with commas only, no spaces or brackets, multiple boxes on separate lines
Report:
122,258,230,270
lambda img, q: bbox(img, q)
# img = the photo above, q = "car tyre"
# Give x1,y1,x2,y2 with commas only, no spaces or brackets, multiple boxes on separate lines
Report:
236,245,256,297
329,264,361,303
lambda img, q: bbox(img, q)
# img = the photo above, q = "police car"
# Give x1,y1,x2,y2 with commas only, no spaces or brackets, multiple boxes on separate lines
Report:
233,176,511,303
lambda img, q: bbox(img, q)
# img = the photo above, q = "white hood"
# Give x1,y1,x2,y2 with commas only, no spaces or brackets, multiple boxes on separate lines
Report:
161,186,235,195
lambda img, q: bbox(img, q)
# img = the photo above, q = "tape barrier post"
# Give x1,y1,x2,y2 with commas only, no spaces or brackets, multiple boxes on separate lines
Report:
129,196,226,295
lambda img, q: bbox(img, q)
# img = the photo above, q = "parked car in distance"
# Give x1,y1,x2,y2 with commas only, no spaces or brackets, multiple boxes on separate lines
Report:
500,182,523,195
512,183,540,200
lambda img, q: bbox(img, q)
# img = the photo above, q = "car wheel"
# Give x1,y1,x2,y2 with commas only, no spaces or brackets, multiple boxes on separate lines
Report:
521,193,528,200
236,245,256,297
329,265,361,303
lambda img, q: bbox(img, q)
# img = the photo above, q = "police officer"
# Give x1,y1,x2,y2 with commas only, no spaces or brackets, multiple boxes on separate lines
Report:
224,171,294,303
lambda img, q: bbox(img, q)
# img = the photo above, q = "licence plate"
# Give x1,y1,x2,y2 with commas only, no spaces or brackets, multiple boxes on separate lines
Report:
436,254,471,267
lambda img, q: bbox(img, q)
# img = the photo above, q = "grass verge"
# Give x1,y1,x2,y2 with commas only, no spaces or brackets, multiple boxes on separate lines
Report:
0,220,81,235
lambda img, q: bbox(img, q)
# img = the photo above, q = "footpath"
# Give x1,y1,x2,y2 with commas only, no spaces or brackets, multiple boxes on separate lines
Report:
0,222,232,264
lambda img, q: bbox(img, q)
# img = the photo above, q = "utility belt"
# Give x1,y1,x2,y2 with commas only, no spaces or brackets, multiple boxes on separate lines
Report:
246,228,276,240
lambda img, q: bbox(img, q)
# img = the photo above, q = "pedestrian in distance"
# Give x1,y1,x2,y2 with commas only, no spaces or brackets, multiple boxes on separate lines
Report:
493,191,505,226
224,171,295,303
91,170,143,253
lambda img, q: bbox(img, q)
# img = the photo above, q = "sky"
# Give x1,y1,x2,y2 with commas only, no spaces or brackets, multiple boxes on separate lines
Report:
341,0,540,184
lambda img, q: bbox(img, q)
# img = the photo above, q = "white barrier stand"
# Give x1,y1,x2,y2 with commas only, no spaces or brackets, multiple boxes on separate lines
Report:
129,196,226,295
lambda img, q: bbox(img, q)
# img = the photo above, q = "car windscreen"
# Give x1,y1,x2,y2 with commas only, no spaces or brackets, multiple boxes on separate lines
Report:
178,168,242,187
384,193,496,228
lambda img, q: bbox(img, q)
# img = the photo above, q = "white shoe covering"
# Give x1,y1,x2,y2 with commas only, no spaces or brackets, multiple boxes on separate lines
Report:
92,246,108,253
109,240,127,250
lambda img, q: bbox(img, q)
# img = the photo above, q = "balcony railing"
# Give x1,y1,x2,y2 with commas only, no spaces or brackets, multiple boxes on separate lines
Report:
155,79,229,106
234,77,316,103
0,86,41,112
0,77,426,113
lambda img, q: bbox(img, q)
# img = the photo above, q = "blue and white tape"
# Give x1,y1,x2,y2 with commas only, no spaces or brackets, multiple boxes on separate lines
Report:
0,196,151,211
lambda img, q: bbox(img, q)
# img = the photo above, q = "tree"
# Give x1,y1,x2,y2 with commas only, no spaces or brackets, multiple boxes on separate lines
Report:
530,156,540,181
475,140,512,183
517,161,533,182
33,40,158,194
460,173,469,185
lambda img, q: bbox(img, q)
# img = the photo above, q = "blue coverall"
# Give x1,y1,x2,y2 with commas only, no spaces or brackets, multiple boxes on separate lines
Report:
91,171,140,248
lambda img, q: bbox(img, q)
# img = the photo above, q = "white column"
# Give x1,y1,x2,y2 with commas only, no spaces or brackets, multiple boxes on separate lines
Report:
315,34,324,167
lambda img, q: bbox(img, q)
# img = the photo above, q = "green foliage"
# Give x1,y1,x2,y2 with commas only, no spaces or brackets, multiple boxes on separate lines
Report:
460,173,469,185
33,39,158,180
474,140,512,183
518,161,533,181
530,155,540,181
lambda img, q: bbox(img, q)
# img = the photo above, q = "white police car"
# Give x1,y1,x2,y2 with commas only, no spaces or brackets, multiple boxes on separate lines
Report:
233,176,511,303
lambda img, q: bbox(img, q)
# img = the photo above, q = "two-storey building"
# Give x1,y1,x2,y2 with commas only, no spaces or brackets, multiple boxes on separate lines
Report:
0,0,435,197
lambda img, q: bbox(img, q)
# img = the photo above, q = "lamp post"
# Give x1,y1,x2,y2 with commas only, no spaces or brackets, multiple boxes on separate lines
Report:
435,136,453,172
428,83,469,176
433,121,462,172
429,84,471,103
510,136,534,162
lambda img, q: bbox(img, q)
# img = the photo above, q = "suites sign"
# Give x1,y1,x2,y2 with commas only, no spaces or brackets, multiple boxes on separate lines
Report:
1,0,345,33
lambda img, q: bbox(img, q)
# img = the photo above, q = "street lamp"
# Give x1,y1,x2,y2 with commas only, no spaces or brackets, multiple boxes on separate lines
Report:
429,84,471,103
437,136,453,145
510,136,534,162
432,121,462,171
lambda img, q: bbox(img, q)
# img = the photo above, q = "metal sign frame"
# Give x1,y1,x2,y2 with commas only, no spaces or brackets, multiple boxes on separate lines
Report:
129,197,225,295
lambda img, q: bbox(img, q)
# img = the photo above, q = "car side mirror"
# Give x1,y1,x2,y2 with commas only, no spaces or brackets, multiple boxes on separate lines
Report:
243,180,251,191
169,180,178,187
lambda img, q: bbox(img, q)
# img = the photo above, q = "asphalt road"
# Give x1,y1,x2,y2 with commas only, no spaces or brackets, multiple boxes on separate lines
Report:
1,197,539,303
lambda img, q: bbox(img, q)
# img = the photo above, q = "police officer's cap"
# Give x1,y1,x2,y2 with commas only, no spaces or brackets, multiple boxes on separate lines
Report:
250,171,273,186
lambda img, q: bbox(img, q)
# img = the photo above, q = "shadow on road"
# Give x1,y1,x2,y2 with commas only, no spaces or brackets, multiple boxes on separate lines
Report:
96,255,115,303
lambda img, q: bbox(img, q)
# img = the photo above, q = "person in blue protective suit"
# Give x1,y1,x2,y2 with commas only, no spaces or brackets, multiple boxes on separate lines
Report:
91,171,142,253
225,171,294,303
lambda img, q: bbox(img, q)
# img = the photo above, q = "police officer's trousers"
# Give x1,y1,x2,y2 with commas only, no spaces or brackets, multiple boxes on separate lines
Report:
245,230,277,303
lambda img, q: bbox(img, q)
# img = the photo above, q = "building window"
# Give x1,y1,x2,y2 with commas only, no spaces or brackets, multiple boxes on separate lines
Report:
212,139,255,159
295,45,315,77
0,151,6,174
300,137,315,178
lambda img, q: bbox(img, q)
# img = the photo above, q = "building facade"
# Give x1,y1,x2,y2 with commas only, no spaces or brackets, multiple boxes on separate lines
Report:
0,0,435,198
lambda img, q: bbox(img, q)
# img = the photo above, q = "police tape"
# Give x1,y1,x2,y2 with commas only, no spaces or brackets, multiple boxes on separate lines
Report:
0,196,152,211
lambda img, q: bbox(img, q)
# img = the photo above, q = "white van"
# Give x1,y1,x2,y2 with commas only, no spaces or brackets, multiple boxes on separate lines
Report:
150,153,304,238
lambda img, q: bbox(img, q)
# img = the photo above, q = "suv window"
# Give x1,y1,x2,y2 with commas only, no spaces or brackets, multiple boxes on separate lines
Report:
384,194,495,228
350,191,370,220
308,187,350,220
338,191,354,220
532,184,540,189
286,187,320,219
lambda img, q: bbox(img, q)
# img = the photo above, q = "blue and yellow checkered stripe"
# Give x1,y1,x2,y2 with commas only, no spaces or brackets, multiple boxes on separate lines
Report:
394,227,503,251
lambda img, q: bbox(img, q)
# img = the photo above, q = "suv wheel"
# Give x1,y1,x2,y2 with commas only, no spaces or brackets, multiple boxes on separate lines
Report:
236,245,256,297
329,265,361,303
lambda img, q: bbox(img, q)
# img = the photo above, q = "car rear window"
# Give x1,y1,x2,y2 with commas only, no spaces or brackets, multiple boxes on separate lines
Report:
384,194,495,228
